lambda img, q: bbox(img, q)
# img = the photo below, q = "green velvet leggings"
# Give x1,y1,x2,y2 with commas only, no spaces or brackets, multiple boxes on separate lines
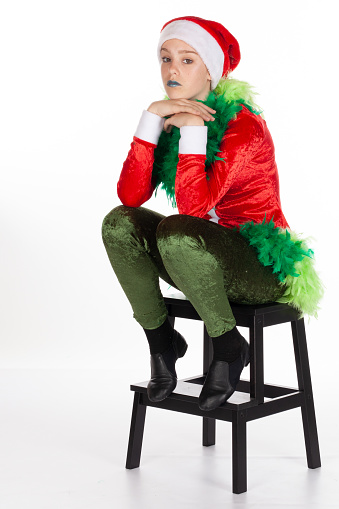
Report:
101,206,285,337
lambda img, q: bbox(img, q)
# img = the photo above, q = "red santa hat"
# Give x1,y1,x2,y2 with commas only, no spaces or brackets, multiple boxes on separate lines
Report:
157,16,241,90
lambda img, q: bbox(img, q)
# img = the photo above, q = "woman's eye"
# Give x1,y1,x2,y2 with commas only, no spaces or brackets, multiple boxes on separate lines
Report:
162,57,171,63
183,58,193,64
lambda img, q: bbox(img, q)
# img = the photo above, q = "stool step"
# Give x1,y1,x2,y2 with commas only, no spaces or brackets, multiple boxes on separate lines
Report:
130,377,302,417
181,376,299,398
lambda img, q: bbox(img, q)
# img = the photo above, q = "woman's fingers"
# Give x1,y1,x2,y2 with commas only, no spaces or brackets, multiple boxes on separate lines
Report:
176,98,215,110
172,102,215,120
177,99,216,115
163,118,173,133
147,99,216,120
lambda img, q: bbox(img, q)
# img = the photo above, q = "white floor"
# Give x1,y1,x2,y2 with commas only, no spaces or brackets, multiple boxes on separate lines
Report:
0,368,337,509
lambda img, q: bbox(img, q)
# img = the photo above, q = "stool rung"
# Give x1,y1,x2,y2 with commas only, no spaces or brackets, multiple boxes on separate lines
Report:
180,375,299,399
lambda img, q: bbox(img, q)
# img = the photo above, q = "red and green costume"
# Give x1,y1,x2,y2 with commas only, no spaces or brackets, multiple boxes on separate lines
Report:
102,79,323,335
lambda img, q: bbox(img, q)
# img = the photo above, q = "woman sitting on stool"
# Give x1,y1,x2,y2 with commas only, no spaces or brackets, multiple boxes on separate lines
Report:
102,16,323,411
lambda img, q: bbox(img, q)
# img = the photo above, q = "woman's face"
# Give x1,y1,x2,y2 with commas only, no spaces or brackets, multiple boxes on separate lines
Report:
160,39,211,101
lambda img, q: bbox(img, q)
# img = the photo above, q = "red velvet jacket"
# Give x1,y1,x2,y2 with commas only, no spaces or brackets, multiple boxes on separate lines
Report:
117,105,289,230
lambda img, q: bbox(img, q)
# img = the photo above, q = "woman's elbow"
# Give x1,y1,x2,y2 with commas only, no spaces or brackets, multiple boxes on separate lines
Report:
117,186,150,208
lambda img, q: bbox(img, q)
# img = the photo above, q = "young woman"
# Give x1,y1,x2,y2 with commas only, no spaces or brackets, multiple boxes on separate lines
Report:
102,16,323,411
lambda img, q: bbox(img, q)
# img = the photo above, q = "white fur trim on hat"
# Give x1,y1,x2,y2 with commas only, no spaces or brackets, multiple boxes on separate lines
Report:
157,20,224,90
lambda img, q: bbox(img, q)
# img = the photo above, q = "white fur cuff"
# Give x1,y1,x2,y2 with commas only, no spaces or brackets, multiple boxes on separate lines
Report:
179,125,208,155
134,110,165,145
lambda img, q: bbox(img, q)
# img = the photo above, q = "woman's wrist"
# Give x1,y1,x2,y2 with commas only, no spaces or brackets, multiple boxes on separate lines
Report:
147,102,162,117
182,116,205,127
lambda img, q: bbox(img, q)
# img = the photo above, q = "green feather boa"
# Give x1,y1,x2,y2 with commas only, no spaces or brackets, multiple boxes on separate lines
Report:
238,218,324,317
152,78,262,207
238,218,314,283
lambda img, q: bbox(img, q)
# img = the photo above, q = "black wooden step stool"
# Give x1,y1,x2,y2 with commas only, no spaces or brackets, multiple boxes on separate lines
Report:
125,297,321,494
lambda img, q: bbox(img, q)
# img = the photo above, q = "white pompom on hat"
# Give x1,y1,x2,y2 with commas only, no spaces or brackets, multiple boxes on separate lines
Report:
157,16,241,90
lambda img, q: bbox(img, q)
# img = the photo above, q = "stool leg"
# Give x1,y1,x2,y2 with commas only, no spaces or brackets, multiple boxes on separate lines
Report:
232,410,247,494
126,392,147,469
291,319,321,469
203,417,216,446
250,316,264,403
168,316,175,328
202,325,216,446
203,324,213,374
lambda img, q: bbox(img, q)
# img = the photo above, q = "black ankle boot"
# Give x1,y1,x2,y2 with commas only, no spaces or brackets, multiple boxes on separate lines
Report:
147,330,188,402
198,335,250,411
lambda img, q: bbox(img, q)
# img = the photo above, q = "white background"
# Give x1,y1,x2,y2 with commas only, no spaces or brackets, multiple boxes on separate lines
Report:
0,0,338,507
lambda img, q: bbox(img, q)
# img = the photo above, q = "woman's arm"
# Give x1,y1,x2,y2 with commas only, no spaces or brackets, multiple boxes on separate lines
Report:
175,109,265,216
117,111,164,207
117,137,157,207
117,101,216,207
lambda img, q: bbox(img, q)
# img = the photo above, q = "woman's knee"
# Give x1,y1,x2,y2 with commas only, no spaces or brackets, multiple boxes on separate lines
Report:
102,205,165,251
158,214,198,237
156,214,206,255
101,205,138,247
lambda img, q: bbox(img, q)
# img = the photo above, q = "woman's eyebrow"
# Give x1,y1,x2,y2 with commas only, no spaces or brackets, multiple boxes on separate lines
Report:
160,47,198,55
178,50,198,55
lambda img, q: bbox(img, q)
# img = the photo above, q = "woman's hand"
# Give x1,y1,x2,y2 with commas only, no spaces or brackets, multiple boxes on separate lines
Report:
148,99,215,122
163,112,208,132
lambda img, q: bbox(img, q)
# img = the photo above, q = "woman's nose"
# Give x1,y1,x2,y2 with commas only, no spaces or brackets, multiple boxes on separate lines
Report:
169,59,179,75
